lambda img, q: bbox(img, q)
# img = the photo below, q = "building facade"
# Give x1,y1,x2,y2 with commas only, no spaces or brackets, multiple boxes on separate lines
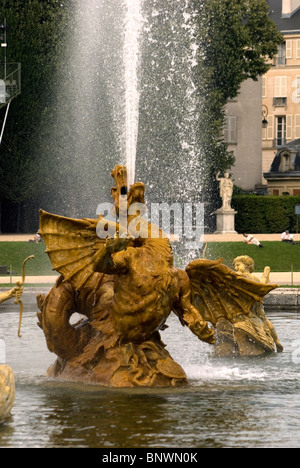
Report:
264,138,300,194
225,78,263,192
263,0,300,191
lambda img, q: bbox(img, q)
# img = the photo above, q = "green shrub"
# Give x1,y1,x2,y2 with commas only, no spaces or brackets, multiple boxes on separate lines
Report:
232,195,300,233
206,242,300,272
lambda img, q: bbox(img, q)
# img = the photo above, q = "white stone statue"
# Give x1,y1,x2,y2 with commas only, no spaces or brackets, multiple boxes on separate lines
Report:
216,171,234,211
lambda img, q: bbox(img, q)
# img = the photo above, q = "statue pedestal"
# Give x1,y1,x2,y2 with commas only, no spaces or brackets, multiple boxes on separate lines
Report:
214,209,237,234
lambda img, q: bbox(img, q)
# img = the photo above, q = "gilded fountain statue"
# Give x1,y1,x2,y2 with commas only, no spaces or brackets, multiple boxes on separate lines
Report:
0,255,34,421
0,283,24,422
36,165,283,388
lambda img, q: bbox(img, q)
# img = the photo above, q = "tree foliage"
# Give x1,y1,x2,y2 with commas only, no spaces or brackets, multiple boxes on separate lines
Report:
195,0,282,173
199,0,283,102
0,0,283,232
233,195,300,233
0,0,70,229
138,0,282,212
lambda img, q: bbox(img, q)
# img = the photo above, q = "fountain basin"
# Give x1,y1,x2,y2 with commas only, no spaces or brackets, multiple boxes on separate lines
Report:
264,289,300,311
0,308,300,448
1,288,299,312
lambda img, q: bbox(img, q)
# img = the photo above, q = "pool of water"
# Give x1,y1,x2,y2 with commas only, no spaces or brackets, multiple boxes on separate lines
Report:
0,307,300,448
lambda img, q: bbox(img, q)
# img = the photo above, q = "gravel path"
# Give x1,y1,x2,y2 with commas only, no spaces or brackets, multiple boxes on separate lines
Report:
1,233,298,242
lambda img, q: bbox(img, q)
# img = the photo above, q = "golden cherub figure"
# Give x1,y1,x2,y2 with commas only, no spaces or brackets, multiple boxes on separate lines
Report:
232,255,283,354
234,255,270,284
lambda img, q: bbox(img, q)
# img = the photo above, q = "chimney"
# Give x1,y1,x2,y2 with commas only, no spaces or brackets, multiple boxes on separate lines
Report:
282,0,300,17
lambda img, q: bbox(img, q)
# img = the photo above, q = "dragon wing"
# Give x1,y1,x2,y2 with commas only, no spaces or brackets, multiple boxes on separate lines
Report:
39,210,106,289
185,259,278,326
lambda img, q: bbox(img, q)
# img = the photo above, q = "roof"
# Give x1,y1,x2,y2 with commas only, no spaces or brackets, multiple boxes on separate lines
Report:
267,0,300,33
264,139,300,179
284,138,300,149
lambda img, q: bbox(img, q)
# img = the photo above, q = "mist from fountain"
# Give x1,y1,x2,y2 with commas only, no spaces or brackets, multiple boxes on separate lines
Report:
136,1,205,204
38,0,125,218
37,0,206,263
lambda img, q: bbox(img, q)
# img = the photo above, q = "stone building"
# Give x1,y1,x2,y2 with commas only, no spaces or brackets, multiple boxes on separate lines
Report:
264,138,300,195
225,78,263,192
263,0,300,186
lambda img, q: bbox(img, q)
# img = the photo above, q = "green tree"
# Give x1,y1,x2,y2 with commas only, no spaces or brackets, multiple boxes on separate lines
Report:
200,0,282,102
0,0,69,231
193,0,282,226
137,0,282,231
0,0,283,233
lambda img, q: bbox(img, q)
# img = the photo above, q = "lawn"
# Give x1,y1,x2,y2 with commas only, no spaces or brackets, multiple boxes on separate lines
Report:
205,241,300,272
0,240,298,277
0,242,54,276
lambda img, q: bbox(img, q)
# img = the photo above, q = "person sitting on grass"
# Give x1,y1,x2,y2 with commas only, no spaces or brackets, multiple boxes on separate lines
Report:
281,230,295,245
243,233,263,248
28,233,42,243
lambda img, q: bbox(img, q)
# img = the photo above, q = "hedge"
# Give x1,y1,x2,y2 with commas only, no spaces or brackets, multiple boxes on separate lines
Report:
232,195,300,234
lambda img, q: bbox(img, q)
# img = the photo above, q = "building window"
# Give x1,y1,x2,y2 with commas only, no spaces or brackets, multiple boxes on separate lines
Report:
274,76,287,98
296,75,300,100
273,97,287,107
279,151,291,172
287,115,293,140
286,40,293,59
276,116,286,146
277,42,286,65
296,115,300,138
224,116,237,144
267,115,274,141
297,39,300,59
